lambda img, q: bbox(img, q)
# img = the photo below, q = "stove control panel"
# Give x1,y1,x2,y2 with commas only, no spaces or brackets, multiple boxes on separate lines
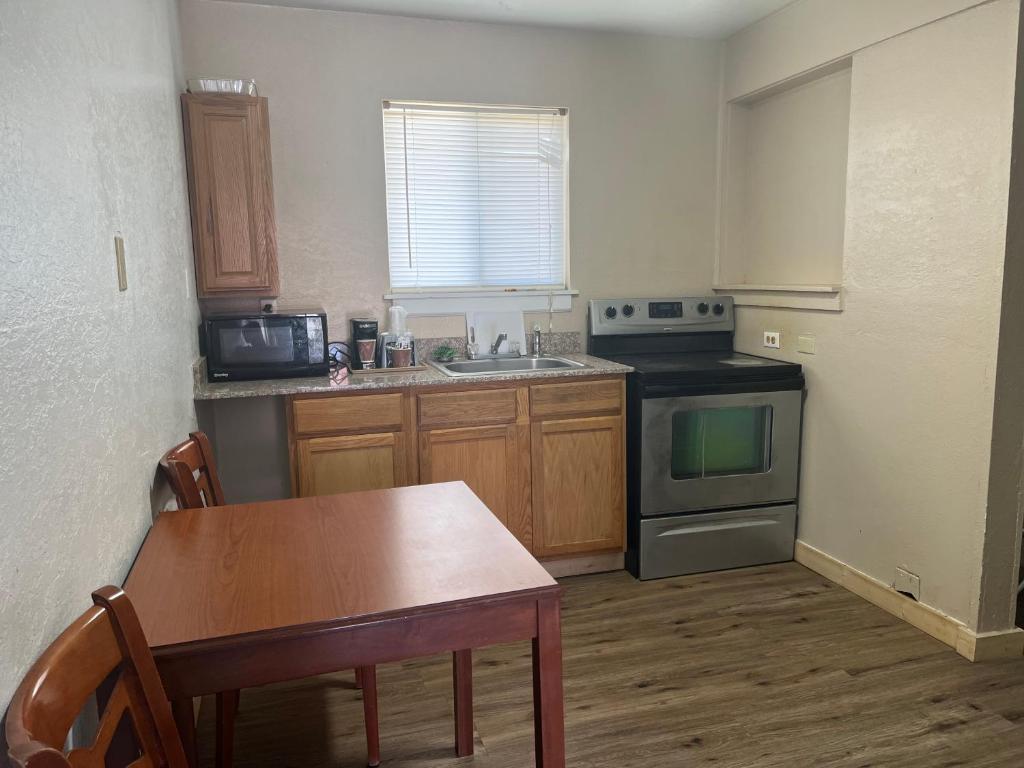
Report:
588,296,734,336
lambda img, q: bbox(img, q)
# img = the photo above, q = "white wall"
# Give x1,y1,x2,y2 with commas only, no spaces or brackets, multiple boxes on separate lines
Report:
724,0,1020,629
177,0,722,340
720,65,851,287
0,0,197,708
724,0,994,100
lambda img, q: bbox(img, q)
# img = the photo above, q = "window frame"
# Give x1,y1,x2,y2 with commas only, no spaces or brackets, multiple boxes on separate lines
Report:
381,100,572,299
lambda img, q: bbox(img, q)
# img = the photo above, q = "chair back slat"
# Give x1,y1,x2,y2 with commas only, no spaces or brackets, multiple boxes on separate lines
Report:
159,431,225,509
6,587,189,768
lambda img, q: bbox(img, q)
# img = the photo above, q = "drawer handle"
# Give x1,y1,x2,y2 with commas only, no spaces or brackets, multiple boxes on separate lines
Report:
657,518,777,537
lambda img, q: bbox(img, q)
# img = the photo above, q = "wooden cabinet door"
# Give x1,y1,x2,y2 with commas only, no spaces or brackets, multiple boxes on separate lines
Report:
182,93,279,296
296,432,407,497
531,415,625,558
419,425,531,549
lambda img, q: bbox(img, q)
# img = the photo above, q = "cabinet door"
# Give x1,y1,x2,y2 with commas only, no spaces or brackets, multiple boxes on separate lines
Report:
182,94,279,296
532,415,624,557
419,425,531,548
296,432,407,497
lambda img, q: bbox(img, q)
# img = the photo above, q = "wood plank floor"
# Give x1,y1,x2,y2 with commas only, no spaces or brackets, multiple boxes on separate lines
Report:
197,563,1024,767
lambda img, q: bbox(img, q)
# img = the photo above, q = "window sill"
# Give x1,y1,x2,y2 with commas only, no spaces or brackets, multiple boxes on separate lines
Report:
713,283,843,312
384,289,578,315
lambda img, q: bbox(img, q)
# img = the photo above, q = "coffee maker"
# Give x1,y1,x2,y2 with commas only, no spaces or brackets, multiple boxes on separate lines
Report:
351,318,378,370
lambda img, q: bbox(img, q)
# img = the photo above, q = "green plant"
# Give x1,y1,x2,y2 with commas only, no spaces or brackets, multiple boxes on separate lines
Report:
432,343,457,363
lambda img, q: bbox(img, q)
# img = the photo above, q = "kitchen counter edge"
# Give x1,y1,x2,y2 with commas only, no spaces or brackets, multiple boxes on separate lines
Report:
193,353,633,401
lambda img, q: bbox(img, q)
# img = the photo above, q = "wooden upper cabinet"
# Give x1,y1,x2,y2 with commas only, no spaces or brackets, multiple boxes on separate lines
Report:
181,93,279,297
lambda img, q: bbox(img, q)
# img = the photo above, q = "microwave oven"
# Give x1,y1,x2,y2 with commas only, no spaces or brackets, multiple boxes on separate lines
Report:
201,309,329,382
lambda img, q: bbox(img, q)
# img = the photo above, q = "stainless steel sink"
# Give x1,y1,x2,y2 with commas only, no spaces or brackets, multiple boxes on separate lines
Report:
430,356,587,378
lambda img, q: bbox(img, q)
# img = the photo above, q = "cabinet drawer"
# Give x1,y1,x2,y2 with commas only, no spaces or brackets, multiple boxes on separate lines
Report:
292,393,404,436
418,388,518,429
531,378,623,418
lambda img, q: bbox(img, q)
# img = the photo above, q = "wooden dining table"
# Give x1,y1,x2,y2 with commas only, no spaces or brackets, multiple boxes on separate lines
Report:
124,481,565,766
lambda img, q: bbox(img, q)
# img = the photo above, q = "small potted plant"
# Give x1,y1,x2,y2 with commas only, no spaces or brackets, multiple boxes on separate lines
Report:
432,343,457,363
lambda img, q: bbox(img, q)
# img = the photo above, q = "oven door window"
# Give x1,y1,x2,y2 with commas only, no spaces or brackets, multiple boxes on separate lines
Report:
216,320,297,365
671,406,772,480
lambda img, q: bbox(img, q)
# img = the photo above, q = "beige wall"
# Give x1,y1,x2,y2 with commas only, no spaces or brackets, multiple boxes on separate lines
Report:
720,65,850,287
724,0,994,100
979,3,1024,634
178,0,722,340
726,0,1020,629
0,0,197,708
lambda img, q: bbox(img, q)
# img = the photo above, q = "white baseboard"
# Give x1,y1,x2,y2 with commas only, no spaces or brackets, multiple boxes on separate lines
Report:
794,540,1024,662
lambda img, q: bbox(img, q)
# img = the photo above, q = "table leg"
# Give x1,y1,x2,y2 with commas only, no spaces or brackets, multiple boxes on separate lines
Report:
360,666,381,767
171,697,199,768
532,596,565,768
453,649,474,756
215,690,239,768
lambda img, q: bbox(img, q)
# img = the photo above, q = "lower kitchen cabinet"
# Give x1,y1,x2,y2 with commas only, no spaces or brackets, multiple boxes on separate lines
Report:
419,424,531,548
295,432,408,497
288,375,625,561
530,415,625,558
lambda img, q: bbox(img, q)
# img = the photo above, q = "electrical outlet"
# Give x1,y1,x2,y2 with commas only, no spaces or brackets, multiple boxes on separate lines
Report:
894,567,921,601
763,331,781,349
798,334,816,354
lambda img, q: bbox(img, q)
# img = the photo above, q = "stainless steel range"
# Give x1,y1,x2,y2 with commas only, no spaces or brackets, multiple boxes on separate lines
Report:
587,296,805,580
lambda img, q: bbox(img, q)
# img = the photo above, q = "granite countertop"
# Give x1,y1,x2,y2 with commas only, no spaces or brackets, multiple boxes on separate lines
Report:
193,353,633,400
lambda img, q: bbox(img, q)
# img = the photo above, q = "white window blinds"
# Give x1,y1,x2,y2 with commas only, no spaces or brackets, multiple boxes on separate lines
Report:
383,102,567,291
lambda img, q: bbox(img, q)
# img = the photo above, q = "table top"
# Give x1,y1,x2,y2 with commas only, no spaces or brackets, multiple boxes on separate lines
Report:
124,482,558,650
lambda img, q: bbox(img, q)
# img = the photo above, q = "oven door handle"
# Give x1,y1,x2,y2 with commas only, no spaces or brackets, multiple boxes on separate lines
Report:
656,518,778,537
642,379,804,398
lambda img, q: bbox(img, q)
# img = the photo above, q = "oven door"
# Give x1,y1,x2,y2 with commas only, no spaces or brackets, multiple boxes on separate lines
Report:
640,388,801,516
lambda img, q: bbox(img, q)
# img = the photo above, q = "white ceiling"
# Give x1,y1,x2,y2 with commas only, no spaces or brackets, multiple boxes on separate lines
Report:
219,0,795,39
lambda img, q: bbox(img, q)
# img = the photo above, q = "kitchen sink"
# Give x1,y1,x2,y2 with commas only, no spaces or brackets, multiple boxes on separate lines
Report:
431,356,587,378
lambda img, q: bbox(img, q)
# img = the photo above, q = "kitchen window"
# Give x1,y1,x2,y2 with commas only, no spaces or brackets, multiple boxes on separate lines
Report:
382,101,568,295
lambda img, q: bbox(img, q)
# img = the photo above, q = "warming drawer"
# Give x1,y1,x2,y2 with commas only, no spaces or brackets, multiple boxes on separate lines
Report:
638,504,796,580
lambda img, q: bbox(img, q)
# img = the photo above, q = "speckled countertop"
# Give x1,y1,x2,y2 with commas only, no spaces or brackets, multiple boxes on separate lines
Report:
193,353,633,400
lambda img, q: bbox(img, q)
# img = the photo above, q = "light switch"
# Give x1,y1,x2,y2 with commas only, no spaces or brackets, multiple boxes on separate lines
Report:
797,334,816,354
114,236,128,291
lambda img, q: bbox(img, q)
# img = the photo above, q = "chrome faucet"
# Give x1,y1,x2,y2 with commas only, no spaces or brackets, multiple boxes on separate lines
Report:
489,332,508,355
531,327,542,357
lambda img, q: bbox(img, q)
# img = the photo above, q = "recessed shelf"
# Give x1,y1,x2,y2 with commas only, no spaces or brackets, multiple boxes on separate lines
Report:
713,284,843,312
713,283,841,294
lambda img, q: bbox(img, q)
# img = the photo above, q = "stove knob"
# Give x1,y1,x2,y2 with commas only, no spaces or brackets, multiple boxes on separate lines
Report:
622,304,635,318
697,302,710,315
712,303,725,316
604,306,618,320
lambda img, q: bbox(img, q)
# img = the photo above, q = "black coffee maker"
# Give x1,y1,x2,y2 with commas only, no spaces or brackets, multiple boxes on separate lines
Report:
351,318,378,370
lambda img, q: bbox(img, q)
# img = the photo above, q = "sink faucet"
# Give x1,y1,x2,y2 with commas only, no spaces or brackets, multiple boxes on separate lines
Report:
489,332,508,355
531,327,542,358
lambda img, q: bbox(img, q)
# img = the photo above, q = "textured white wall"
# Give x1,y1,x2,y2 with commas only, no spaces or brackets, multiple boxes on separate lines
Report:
726,0,1019,629
723,0,992,100
177,0,722,340
0,0,197,708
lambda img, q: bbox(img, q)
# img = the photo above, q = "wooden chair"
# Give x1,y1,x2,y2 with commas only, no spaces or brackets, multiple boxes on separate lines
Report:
158,431,381,767
6,585,190,768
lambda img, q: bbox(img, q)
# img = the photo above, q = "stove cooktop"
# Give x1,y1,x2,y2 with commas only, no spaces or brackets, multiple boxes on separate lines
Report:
605,350,801,381
587,296,804,388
